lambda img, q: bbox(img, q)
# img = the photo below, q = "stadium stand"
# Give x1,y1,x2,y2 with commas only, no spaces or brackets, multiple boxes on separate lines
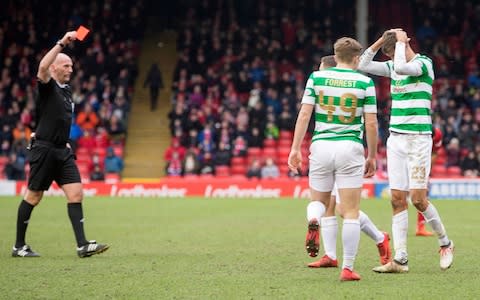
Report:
1,0,479,180
164,0,479,179
0,0,145,181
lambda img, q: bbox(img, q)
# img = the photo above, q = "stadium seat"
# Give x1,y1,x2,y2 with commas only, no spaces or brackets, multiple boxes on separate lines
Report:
76,153,91,165
231,156,246,166
447,166,462,177
247,147,262,158
77,163,90,174
231,164,247,175
263,138,277,148
279,165,290,176
262,147,277,159
76,147,90,156
278,139,292,148
215,166,230,177
431,165,447,177
434,156,446,166
279,130,293,140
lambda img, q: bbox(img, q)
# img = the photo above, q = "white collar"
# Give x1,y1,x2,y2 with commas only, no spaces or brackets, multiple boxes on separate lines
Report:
55,81,69,89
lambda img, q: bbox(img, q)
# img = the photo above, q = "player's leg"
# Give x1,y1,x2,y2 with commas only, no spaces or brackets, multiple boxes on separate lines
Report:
336,141,364,281
305,189,330,258
337,187,362,281
358,210,391,265
416,210,433,236
334,193,391,265
373,133,409,273
412,189,453,269
305,141,335,258
58,148,109,257
308,193,338,268
409,135,453,270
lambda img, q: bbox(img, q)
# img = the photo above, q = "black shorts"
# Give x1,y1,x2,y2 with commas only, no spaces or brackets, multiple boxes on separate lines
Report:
27,142,81,191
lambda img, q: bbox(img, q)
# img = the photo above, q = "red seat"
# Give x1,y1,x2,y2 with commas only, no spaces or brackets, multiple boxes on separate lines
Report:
262,147,277,159
279,130,293,140
93,147,107,157
431,165,447,177
263,138,277,148
76,153,91,165
77,163,89,174
76,147,90,156
215,166,230,177
231,156,246,166
0,155,8,165
231,164,247,175
279,165,290,176
434,156,446,166
447,166,462,177
278,139,292,148
247,147,262,158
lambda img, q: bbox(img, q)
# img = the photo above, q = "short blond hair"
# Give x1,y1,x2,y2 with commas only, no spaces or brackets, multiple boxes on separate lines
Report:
334,37,362,64
381,31,397,57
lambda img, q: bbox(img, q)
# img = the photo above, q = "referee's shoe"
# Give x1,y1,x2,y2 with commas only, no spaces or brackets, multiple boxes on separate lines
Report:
12,245,40,257
77,240,109,258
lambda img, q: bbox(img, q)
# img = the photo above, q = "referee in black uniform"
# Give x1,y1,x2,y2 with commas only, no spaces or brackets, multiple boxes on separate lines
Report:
12,30,109,258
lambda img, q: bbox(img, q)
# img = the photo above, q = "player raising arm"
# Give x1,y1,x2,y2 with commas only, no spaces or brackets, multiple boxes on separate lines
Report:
289,38,378,281
358,29,454,273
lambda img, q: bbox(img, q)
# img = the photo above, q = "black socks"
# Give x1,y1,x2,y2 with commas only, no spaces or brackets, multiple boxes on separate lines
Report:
15,200,35,248
67,203,88,247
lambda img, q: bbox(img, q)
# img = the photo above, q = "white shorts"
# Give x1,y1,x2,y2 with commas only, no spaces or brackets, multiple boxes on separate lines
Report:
387,132,432,191
308,140,365,192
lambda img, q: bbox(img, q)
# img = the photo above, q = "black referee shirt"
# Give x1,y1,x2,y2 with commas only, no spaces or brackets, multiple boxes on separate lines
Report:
34,79,74,146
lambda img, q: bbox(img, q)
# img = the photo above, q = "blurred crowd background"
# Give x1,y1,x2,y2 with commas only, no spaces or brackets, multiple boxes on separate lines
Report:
1,0,479,181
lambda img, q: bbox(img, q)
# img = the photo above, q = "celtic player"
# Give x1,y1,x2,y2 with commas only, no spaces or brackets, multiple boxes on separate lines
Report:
358,29,454,273
289,37,378,281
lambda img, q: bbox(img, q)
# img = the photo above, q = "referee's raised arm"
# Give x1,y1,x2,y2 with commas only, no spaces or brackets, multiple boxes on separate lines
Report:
37,31,77,83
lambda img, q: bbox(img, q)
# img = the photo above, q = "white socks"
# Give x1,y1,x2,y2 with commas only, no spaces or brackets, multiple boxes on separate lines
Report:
307,201,326,223
342,219,360,270
392,210,408,263
421,203,450,246
359,211,385,244
321,216,338,260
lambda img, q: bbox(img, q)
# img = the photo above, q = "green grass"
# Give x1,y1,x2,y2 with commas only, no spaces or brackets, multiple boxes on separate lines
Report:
0,196,477,299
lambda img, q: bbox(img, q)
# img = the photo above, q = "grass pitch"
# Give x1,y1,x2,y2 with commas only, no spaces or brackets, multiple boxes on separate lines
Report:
0,196,477,299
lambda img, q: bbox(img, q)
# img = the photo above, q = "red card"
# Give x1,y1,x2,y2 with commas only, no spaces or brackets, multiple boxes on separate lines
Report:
76,25,90,41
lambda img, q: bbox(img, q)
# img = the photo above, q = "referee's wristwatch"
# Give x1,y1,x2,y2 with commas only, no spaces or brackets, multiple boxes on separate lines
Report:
56,40,65,48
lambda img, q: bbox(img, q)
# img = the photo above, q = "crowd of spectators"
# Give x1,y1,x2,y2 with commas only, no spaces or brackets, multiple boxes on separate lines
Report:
166,0,480,178
166,0,356,178
0,0,145,181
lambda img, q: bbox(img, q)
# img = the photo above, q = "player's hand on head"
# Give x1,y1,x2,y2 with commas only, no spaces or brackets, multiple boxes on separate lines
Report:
363,158,376,178
395,30,408,43
287,150,302,174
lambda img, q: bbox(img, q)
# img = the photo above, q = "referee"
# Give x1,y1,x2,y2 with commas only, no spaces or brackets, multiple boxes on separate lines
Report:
12,30,109,258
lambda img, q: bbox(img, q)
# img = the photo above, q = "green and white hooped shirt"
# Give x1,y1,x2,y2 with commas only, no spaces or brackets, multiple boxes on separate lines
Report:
386,54,434,134
301,67,377,144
